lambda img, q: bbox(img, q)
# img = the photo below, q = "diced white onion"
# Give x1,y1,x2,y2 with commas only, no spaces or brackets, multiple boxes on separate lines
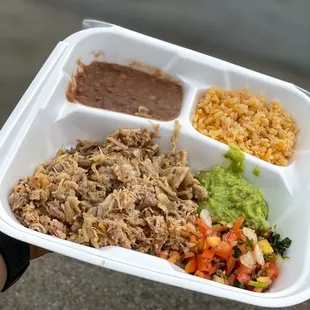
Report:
242,227,258,244
213,275,225,284
200,209,212,227
240,251,256,269
254,244,265,266
274,254,283,267
226,222,233,229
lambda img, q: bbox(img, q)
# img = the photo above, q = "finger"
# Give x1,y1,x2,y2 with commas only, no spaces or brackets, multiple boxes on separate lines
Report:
29,246,52,260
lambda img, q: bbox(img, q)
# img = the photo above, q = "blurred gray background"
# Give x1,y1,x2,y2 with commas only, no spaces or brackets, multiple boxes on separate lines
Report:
0,0,310,309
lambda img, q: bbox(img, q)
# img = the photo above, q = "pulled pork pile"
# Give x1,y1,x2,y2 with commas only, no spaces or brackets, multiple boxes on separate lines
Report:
9,122,207,254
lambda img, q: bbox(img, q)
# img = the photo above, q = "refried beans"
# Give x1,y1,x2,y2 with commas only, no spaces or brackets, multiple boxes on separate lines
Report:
67,61,184,121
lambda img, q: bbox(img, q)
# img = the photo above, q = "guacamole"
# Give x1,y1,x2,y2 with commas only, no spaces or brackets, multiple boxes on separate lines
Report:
197,147,269,233
253,166,260,177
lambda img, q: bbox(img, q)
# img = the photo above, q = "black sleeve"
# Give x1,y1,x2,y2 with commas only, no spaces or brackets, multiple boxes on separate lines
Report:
0,232,30,292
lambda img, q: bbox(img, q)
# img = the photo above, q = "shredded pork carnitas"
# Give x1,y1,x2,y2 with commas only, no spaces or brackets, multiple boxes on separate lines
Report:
9,122,207,254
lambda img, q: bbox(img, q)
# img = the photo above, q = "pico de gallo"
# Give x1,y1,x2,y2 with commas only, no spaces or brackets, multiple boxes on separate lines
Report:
158,215,291,292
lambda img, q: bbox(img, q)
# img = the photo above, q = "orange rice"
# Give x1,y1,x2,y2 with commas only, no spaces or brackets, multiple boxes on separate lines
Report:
193,86,299,166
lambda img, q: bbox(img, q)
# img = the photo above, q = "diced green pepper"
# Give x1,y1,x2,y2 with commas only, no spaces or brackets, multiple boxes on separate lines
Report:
248,281,268,288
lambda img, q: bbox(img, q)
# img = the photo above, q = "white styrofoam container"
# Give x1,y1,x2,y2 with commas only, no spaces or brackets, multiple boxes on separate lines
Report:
1,19,310,307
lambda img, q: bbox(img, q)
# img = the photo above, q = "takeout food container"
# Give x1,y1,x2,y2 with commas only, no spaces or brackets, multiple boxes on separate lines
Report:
0,19,310,307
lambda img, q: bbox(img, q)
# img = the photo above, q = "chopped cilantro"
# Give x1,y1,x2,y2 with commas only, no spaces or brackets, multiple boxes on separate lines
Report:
232,246,242,258
264,254,274,261
245,239,254,251
268,232,292,257
216,271,229,279
234,280,245,289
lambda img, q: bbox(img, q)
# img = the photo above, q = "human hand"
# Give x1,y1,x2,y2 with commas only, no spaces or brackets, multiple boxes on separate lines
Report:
29,245,50,260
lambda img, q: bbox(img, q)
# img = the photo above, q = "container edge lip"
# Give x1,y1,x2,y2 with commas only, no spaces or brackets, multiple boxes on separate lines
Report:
82,19,113,29
295,85,310,98
0,214,308,308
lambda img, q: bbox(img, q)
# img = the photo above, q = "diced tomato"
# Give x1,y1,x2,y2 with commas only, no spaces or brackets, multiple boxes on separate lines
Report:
224,232,237,244
215,242,232,260
207,236,221,248
185,259,196,274
196,218,211,233
202,248,215,259
205,261,213,273
196,254,208,272
237,273,251,285
234,264,252,276
266,262,279,279
239,264,252,274
204,238,209,250
228,274,237,286
197,238,205,251
226,255,237,274
190,234,198,244
209,263,219,275
233,216,245,240
184,252,196,259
